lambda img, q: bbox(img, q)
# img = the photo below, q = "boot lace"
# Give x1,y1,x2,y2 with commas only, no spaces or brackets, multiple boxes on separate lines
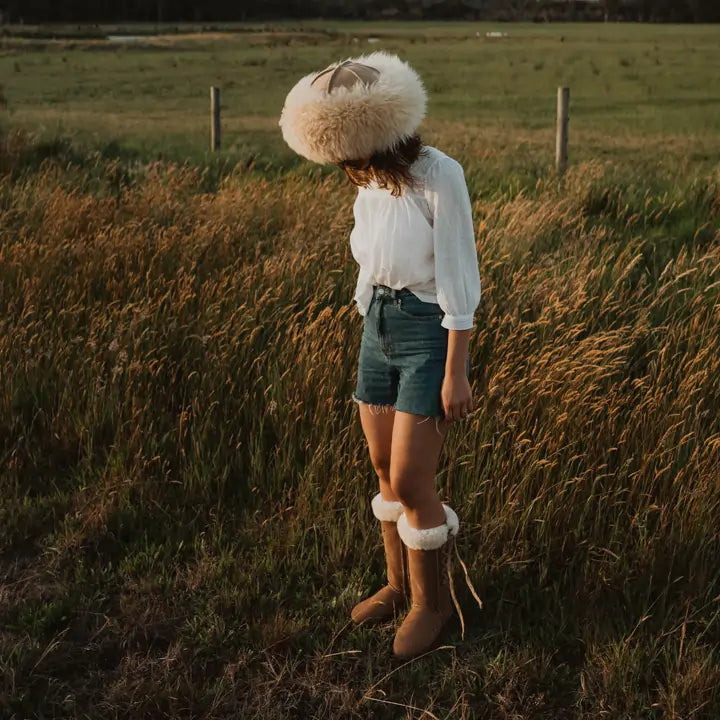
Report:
446,536,483,641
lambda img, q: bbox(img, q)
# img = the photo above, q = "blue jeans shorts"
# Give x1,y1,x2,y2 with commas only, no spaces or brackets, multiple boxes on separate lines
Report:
351,284,471,419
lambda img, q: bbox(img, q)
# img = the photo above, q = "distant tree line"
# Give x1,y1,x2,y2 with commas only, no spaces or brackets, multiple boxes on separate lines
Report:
2,0,719,24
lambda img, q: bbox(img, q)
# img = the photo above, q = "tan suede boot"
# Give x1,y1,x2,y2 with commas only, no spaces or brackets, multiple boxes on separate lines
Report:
351,493,409,624
392,504,459,659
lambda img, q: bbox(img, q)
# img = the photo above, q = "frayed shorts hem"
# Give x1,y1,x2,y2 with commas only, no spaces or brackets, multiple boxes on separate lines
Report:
351,391,444,421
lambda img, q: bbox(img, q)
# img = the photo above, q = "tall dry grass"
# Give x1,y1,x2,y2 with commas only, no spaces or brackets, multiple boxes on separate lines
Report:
1,135,719,718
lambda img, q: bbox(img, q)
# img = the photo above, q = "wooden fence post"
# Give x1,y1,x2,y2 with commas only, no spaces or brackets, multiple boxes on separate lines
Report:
210,86,221,151
556,86,569,175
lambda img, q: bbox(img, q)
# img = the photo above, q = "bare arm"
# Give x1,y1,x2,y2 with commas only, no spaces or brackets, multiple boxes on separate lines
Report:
445,328,471,377
441,328,473,422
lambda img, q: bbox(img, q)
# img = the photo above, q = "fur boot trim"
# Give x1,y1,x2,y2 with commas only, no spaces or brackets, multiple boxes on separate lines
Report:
396,505,460,551
279,51,427,164
371,492,404,523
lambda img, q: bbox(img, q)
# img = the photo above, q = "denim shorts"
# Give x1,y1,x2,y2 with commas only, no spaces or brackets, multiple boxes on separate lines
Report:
351,284,471,419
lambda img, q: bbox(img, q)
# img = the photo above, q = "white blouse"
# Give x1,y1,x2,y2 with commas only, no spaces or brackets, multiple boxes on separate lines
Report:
349,145,481,331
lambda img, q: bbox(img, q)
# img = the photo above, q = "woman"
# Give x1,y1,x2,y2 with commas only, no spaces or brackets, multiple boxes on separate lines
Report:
279,51,481,659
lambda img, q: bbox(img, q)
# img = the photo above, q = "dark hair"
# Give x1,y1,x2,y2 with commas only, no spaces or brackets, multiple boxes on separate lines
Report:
338,134,427,197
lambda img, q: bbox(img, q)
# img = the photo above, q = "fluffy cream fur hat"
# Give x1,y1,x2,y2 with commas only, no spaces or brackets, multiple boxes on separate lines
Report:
278,51,427,165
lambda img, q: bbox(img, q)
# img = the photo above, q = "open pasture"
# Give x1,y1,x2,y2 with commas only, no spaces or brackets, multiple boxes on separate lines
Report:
2,21,720,164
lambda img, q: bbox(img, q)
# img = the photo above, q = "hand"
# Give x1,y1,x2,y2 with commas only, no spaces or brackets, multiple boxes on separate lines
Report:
441,371,474,422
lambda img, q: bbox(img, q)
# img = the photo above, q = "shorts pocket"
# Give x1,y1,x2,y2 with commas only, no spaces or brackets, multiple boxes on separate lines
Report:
396,294,444,321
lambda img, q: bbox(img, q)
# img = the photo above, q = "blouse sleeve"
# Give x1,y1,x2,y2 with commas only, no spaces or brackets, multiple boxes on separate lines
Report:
353,264,374,317
424,156,481,331
349,198,375,317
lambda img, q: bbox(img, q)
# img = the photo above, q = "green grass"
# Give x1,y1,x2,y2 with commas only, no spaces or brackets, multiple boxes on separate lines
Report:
1,21,720,720
2,22,720,163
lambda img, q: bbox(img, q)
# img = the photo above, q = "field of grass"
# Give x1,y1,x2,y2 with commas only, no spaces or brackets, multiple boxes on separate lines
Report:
2,21,720,162
1,21,720,720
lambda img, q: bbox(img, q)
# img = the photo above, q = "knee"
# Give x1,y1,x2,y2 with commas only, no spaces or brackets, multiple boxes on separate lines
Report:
370,453,391,484
389,471,422,508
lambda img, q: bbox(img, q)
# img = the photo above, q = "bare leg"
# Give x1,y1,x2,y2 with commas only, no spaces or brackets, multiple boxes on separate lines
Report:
357,402,397,500
390,413,449,529
351,401,410,625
